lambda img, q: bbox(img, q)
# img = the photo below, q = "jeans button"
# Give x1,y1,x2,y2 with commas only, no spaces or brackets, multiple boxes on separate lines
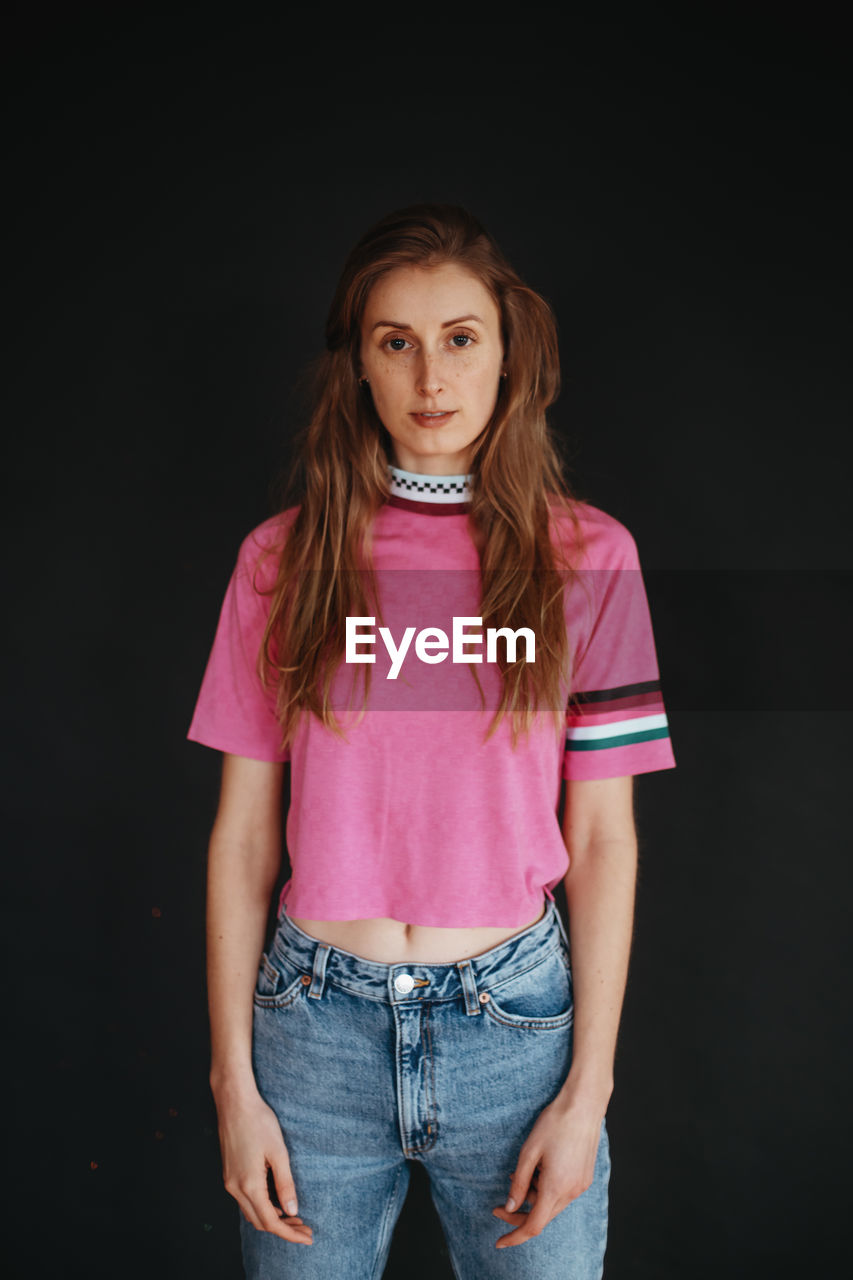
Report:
394,973,415,994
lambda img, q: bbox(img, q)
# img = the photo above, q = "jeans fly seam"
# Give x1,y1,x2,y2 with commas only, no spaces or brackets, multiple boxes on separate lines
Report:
420,1002,438,1151
398,1004,439,1157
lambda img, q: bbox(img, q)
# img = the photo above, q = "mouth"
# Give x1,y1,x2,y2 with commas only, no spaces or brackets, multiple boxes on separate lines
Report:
409,410,456,428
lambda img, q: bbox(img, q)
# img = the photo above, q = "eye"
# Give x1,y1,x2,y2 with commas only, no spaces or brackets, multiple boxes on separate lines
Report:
383,336,411,352
450,333,474,348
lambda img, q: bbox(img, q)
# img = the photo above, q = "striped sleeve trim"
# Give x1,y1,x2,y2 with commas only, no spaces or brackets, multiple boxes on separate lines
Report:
566,680,671,753
569,678,662,712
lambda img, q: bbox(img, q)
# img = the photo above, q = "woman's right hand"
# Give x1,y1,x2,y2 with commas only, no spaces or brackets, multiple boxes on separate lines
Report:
215,1084,314,1246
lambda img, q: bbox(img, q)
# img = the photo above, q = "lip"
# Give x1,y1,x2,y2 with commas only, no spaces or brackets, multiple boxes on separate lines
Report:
409,410,456,426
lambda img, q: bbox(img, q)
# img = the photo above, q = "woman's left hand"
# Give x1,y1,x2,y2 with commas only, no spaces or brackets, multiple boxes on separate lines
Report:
492,1096,604,1249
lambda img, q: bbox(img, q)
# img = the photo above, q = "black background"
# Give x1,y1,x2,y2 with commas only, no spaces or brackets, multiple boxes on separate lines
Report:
6,7,852,1277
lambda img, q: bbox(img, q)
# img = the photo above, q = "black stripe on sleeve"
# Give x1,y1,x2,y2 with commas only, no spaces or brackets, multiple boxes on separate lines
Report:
572,679,662,705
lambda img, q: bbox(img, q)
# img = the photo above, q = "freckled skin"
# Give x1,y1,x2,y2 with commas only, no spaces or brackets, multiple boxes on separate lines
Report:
359,263,505,475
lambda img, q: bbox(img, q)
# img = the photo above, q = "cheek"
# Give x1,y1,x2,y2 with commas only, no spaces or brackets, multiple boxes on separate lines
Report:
370,358,414,391
365,368,410,425
464,362,502,401
454,349,502,381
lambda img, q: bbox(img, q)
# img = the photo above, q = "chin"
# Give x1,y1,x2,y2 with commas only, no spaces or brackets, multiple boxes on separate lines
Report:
403,433,473,457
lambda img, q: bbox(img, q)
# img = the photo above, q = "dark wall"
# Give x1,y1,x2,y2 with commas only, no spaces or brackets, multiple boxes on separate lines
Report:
7,9,851,1277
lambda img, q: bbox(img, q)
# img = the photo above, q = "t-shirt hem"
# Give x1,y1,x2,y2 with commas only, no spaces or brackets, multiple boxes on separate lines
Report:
279,890,551,931
186,726,290,763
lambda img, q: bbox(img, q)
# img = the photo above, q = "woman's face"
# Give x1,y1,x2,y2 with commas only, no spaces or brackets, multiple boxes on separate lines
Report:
359,262,505,475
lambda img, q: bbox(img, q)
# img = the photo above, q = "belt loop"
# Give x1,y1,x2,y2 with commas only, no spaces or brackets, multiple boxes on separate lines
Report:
553,901,572,957
308,943,331,999
456,959,482,1016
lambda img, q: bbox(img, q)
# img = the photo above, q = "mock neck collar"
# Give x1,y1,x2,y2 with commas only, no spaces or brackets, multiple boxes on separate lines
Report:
386,463,473,515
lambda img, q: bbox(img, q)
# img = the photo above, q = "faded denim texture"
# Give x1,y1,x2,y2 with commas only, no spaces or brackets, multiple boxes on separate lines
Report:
241,898,610,1279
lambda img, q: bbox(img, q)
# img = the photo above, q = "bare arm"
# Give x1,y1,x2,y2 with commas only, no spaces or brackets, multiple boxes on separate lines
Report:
555,773,638,1115
494,774,637,1248
207,753,284,1096
206,752,313,1246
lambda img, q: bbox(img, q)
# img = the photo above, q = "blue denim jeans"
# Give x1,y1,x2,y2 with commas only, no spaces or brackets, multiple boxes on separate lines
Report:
240,897,610,1278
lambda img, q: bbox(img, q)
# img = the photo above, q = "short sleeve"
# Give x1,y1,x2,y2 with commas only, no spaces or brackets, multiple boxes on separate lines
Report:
563,519,676,781
187,522,290,763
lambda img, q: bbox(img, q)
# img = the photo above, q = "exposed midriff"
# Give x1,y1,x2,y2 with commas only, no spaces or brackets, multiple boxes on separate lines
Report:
287,902,547,964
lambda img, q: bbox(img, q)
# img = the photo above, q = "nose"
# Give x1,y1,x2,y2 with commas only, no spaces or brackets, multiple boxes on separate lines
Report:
415,349,444,398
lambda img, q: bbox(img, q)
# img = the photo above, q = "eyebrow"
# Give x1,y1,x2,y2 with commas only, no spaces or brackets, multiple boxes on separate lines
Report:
371,314,485,331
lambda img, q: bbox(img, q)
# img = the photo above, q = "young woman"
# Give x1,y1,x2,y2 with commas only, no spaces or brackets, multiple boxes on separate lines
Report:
188,204,676,1279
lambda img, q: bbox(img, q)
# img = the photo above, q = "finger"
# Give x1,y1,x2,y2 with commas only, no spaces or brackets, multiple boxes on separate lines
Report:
268,1154,301,1221
492,1186,539,1220
241,1183,314,1244
267,1156,313,1242
505,1153,541,1214
257,1202,314,1244
236,1193,265,1234
495,1195,559,1250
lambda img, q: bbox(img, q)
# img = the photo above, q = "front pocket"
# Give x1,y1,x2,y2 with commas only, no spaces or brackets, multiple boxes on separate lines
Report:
253,952,308,1010
482,946,574,1031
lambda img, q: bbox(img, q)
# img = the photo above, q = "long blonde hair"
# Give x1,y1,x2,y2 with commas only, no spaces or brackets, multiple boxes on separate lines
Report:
259,204,586,751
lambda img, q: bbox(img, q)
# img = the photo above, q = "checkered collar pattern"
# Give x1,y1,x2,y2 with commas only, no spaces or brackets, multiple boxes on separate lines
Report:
387,464,473,509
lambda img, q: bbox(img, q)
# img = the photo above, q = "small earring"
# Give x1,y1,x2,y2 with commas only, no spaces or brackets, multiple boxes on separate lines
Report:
359,376,369,386
500,371,507,380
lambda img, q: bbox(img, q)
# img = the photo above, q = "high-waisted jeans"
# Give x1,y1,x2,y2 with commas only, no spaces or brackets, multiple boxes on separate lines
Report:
240,896,610,1279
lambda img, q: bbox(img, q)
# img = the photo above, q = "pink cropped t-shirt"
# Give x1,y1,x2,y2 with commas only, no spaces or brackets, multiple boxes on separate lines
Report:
187,469,676,927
